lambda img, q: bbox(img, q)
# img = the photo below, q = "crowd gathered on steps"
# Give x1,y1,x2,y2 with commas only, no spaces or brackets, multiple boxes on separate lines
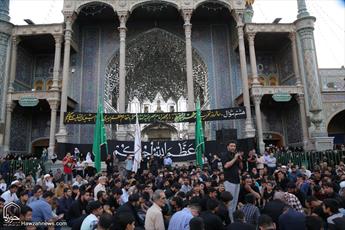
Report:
0,142,345,230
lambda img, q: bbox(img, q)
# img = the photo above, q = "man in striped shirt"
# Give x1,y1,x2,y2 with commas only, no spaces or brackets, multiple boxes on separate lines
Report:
240,193,260,226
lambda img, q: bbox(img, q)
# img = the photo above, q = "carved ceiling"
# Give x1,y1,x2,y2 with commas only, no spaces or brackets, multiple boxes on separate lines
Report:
105,28,208,108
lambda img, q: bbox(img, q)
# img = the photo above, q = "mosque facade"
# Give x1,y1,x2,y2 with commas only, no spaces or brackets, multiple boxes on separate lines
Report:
0,0,344,156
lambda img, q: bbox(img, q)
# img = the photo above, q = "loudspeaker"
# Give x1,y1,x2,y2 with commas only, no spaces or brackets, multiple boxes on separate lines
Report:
237,138,256,155
216,129,237,144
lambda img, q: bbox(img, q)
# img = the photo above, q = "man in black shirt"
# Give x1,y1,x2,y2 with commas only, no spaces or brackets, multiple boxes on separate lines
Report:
221,141,242,222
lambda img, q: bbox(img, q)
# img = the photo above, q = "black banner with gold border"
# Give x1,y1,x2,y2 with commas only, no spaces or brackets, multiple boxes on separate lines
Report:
64,107,246,124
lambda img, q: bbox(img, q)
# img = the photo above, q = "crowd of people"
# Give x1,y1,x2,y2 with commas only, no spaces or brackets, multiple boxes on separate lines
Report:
0,141,345,230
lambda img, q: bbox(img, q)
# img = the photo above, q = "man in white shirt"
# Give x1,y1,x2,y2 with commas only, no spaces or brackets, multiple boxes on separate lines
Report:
94,176,107,200
120,182,130,205
145,189,166,230
164,156,173,168
1,184,19,204
81,201,103,230
43,174,55,191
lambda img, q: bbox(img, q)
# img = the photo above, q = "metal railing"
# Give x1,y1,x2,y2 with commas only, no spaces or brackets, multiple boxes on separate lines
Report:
0,159,44,184
276,150,345,169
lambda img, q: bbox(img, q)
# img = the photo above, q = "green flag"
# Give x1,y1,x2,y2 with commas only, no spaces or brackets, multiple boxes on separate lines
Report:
92,98,108,173
195,98,205,167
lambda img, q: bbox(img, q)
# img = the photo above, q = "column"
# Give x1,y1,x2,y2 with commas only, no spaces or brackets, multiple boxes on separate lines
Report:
3,100,14,152
247,32,260,85
47,99,59,157
118,11,128,113
8,36,19,93
234,11,255,137
51,34,63,91
295,0,333,150
295,20,324,134
57,15,73,141
252,95,265,153
295,94,309,150
182,9,195,111
289,32,302,86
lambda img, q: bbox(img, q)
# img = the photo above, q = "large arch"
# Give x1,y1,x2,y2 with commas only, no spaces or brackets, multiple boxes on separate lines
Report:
105,28,208,110
129,0,180,12
75,1,115,14
327,109,345,144
194,0,234,11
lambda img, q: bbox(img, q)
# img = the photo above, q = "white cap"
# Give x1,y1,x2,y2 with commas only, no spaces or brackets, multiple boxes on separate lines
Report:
11,180,19,185
44,174,51,178
340,181,345,189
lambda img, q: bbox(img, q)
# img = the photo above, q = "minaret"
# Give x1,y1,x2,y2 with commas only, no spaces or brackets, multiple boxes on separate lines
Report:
297,0,310,18
0,0,13,151
294,0,334,150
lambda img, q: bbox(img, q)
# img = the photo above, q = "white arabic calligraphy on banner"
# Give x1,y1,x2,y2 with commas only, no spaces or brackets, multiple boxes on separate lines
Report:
114,141,195,158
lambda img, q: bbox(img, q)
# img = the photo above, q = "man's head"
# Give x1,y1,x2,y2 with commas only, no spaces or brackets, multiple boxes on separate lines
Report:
220,191,233,205
322,182,334,195
63,188,72,197
322,198,339,215
98,213,114,230
87,201,103,216
226,141,237,152
152,189,166,208
72,185,79,194
123,181,130,191
9,184,18,194
113,188,123,199
206,199,219,213
33,185,43,197
183,177,190,186
305,196,321,208
98,176,107,185
97,191,108,202
20,206,32,222
233,210,246,223
287,182,297,194
258,214,276,230
170,196,183,211
243,175,253,186
128,193,140,207
117,213,135,230
244,193,256,205
188,204,201,217
43,191,55,205
80,190,91,202
19,190,29,203
207,187,217,199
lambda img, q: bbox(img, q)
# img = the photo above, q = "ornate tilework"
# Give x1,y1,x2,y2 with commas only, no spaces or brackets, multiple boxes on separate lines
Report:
10,110,29,151
80,27,100,144
34,55,54,79
0,32,9,121
31,113,50,141
15,47,33,90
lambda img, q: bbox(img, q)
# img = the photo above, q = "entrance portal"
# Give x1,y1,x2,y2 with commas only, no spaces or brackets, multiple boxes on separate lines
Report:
263,132,284,147
328,110,345,144
142,123,178,141
31,138,49,155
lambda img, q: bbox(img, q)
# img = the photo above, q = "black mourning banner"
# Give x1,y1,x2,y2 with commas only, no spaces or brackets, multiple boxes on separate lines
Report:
56,140,226,162
63,107,246,124
56,139,254,162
